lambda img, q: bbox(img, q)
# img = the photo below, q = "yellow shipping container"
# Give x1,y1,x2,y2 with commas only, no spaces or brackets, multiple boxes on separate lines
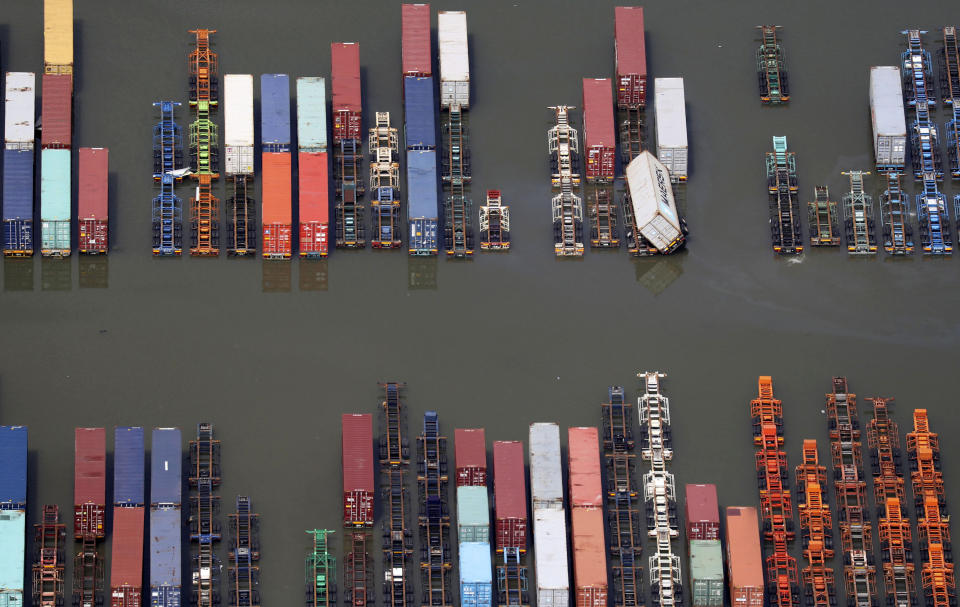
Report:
44,0,74,67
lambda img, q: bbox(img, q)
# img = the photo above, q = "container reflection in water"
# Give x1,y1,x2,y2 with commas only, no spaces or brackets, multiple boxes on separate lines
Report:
408,256,437,290
299,259,328,291
634,256,683,295
41,257,71,291
79,257,108,289
3,258,34,291
262,260,291,293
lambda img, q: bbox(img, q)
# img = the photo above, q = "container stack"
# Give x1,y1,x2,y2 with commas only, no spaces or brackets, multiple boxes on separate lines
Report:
3,73,36,256
150,428,183,607
224,74,256,256
260,74,293,258
684,484,723,607
77,148,109,254
492,441,529,607
0,426,27,607
582,77,619,248
454,428,491,607
296,77,330,257
724,507,763,607
654,78,688,183
74,428,107,607
331,43,365,249
40,0,74,256
110,428,145,607
568,427,607,607
402,3,441,255
528,424,570,606
187,29,221,256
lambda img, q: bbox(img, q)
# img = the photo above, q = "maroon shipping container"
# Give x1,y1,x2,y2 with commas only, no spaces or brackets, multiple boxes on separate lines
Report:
568,427,603,508
582,78,616,181
614,6,647,109
725,507,764,607
75,428,106,538
493,440,527,552
342,414,375,526
685,483,720,540
402,3,432,77
331,43,362,142
41,73,73,148
455,428,486,487
110,506,144,593
78,147,109,254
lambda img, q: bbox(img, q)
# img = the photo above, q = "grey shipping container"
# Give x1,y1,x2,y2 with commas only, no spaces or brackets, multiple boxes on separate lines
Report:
528,423,563,510
114,427,144,506
533,508,570,607
869,66,907,170
689,539,724,607
457,485,490,543
150,428,182,506
149,507,181,587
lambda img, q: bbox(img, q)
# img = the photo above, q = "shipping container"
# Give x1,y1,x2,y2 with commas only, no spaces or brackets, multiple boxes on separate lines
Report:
331,43,362,142
40,73,73,148
113,427,144,507
298,151,329,257
110,507,145,588
402,3,432,77
685,483,720,541
568,427,602,509
492,440,527,552
75,427,106,538
571,507,607,607
0,427,27,507
261,74,291,148
5,72,36,143
869,66,907,170
150,428,182,506
261,152,292,258
224,74,254,175
40,148,71,255
459,542,492,607
149,508,181,587
407,149,439,254
582,78,616,181
2,148,35,255
614,6,647,108
44,0,74,68
456,485,490,543
438,11,470,109
78,147,108,254
0,510,26,606
689,539,724,607
654,77,688,180
626,151,684,253
528,423,563,510
725,507,763,607
455,428,487,486
342,414,375,526
297,77,328,151
403,76,437,149
533,508,570,607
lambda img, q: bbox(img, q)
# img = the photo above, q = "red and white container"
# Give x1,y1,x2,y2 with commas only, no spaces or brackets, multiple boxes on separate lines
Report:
331,43,362,143
493,440,527,552
582,78,616,182
455,428,487,487
685,483,720,541
74,427,106,538
78,147,108,254
342,414,374,526
614,6,647,109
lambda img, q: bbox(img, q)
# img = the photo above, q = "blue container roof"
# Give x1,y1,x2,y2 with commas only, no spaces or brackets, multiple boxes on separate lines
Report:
114,427,144,506
0,426,27,506
149,508,181,586
261,74,291,145
406,149,439,218
151,428,181,505
2,149,34,219
459,542,492,583
404,77,436,149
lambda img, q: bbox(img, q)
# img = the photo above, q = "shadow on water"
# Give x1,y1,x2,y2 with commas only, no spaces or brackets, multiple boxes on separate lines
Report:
3,258,34,291
79,257,109,289
407,257,437,291
634,256,684,296
41,257,72,291
299,259,328,292
262,260,291,293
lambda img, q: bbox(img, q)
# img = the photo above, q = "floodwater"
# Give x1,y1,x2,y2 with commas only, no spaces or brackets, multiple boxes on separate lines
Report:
2,0,960,605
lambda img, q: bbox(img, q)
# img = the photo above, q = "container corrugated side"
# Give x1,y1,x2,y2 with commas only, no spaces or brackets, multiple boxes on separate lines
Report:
75,427,106,504
404,77,437,149
534,508,570,607
459,542,492,607
685,483,720,541
407,149,439,218
568,427,602,508
40,73,73,147
113,427,144,507
331,43,361,112
626,151,683,252
870,66,907,168
110,506,144,587
493,440,527,551
3,149,34,219
296,77,328,151
438,11,469,109
455,428,486,486
654,77,688,179
725,507,763,607
224,74,254,147
614,6,647,108
44,0,74,67
402,3,432,77
689,539,724,607
456,485,490,543
571,507,607,606
0,427,27,507
528,423,563,510
0,511,26,592
150,428,182,506
4,72,36,143
260,74,291,147
298,151,329,257
149,508,180,587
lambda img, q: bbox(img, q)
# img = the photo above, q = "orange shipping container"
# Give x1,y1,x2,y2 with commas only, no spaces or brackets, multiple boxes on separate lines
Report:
568,427,603,508
725,507,764,607
571,507,607,607
261,152,292,257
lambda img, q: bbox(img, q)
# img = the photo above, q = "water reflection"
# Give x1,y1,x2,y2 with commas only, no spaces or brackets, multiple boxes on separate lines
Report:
408,257,437,290
79,257,109,289
3,258,34,291
299,259,328,291
262,260,292,293
41,257,72,291
634,256,683,296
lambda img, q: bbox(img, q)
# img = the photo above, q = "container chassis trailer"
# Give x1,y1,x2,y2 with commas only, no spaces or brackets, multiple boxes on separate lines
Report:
343,532,371,607
841,171,879,255
335,138,366,248
187,29,221,256
305,529,335,607
417,412,453,607
765,136,803,254
189,423,222,607
33,505,66,607
441,105,474,257
807,186,840,246
479,190,510,250
757,26,790,104
794,441,836,607
548,106,585,256
369,112,403,249
152,101,185,255
880,173,915,254
380,383,414,607
228,497,259,607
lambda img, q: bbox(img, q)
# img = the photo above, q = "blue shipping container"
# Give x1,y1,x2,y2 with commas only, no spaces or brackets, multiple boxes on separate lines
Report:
403,76,436,149
261,74,291,149
114,427,144,507
459,542,493,607
151,428,181,506
2,149,34,219
0,511,26,594
296,77,327,152
149,508,181,588
0,427,27,508
407,149,439,218
151,585,180,607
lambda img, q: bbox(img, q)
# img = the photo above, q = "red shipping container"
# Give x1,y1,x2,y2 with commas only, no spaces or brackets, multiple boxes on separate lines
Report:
725,507,764,607
493,440,527,551
568,427,603,508
331,43,362,112
455,428,486,487
342,414,375,526
333,110,362,144
298,151,329,257
75,428,106,538
110,586,141,607
582,78,616,181
685,483,720,540
614,6,647,109
41,73,73,148
571,507,608,607
78,147,109,254
402,3,432,77
110,507,144,590
261,152,292,258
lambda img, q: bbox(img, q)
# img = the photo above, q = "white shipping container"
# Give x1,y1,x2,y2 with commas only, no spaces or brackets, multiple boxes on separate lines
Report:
869,66,907,168
4,72,36,144
529,423,563,510
224,145,254,176
654,77,688,180
533,508,570,607
224,74,254,147
438,11,470,109
626,151,683,253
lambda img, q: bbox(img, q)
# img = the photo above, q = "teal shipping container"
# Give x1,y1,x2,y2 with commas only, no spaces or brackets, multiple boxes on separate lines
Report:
457,485,490,543
0,510,26,607
689,539,724,607
296,77,328,152
40,148,71,254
